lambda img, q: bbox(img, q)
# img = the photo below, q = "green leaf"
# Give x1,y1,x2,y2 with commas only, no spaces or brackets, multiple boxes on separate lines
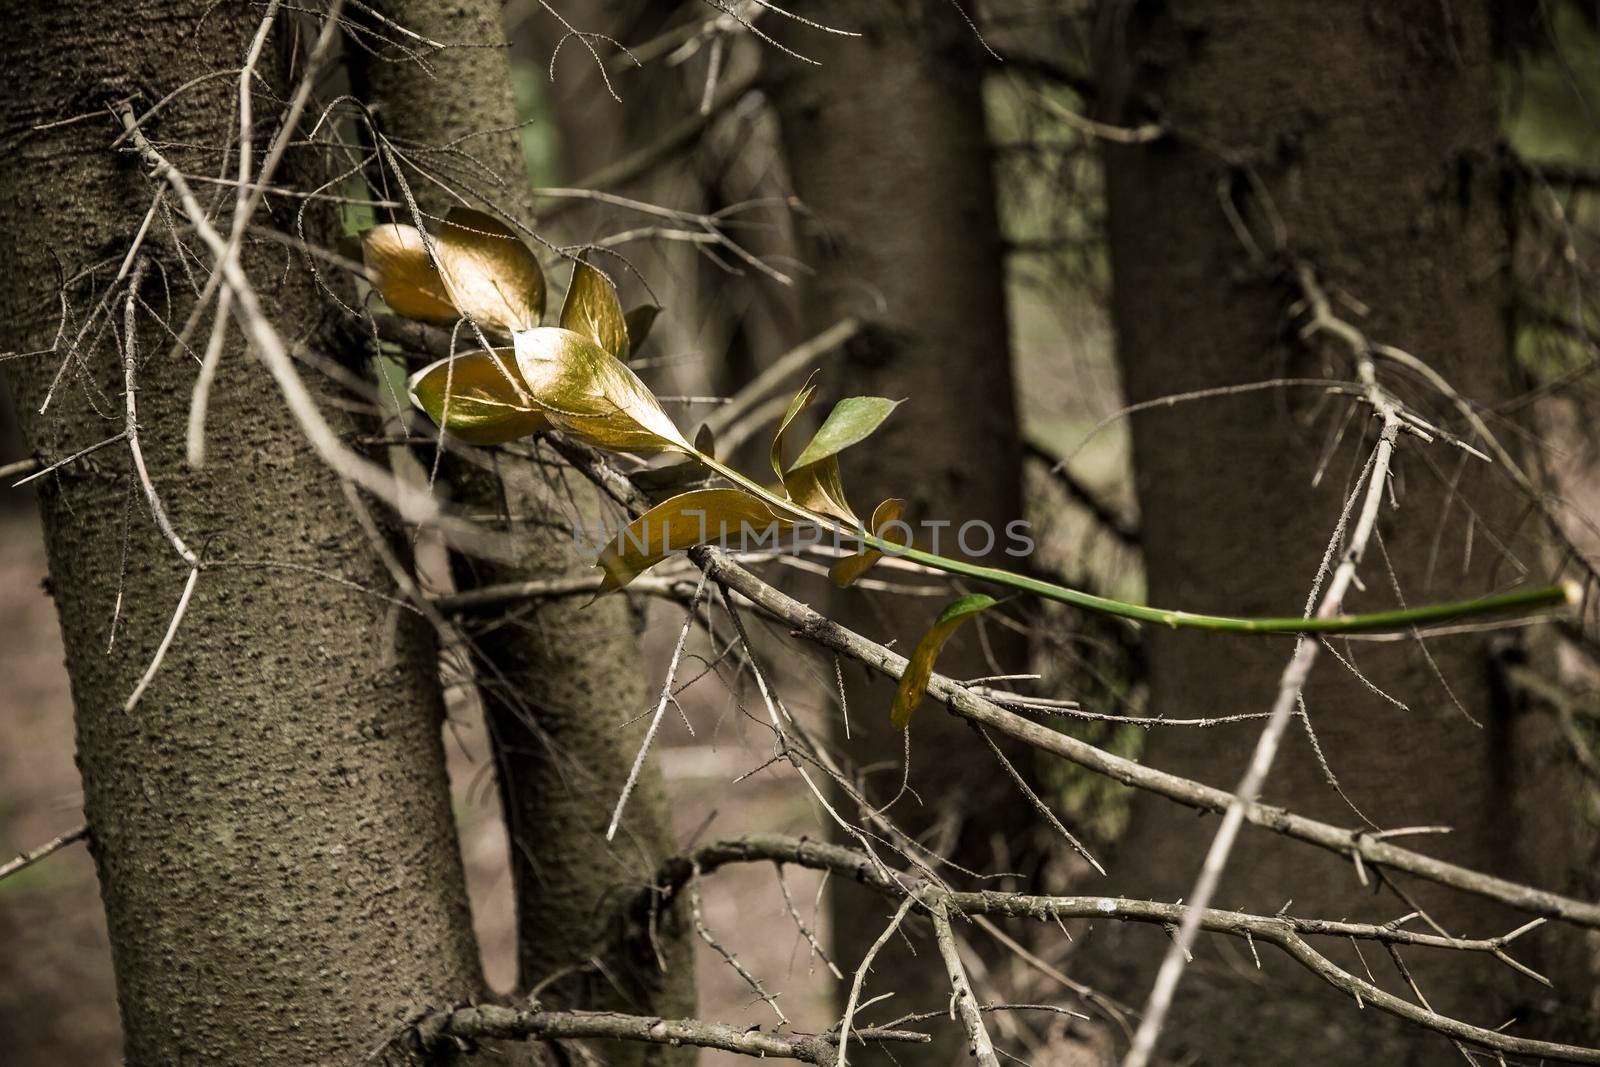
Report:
597,488,790,592
890,594,996,730
831,498,906,587
407,348,549,444
514,327,691,454
625,305,661,356
788,396,902,472
560,260,629,359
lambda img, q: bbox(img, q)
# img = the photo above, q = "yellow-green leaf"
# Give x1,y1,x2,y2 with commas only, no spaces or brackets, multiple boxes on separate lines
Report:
625,305,660,356
831,498,906,587
770,372,819,480
514,326,691,454
362,223,458,324
598,488,790,592
560,260,629,359
435,207,546,332
788,396,903,471
890,594,996,730
407,349,548,444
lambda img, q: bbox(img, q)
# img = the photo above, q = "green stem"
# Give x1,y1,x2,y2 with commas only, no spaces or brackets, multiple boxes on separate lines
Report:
692,452,1575,636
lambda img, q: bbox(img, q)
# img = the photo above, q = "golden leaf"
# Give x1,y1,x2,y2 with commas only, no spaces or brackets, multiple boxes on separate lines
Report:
361,208,546,333
362,223,458,324
890,594,996,730
514,326,690,454
598,488,790,592
406,349,548,445
784,457,860,526
559,260,629,359
435,207,546,332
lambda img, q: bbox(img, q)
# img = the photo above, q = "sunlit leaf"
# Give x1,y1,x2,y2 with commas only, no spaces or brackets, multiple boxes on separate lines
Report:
559,260,629,359
890,594,996,730
514,326,691,454
831,498,907,587
788,395,903,472
362,223,458,323
407,349,548,445
625,305,661,356
435,207,546,332
598,488,790,592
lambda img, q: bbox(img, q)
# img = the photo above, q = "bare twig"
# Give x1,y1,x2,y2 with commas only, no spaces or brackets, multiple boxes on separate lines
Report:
1123,263,1412,1067
930,896,1000,1067
607,571,710,839
641,834,1599,1065
416,1005,928,1063
838,893,917,1067
0,824,89,882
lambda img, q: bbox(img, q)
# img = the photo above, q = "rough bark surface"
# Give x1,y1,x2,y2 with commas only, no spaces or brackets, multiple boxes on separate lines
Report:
0,3,483,1064
350,2,693,1051
1096,1,1594,1061
772,4,1040,1053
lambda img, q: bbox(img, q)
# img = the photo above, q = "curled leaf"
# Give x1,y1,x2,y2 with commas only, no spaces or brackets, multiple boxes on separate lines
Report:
767,372,858,524
625,305,661,356
695,422,717,458
598,488,791,592
407,348,548,445
514,327,691,454
784,457,859,526
363,223,458,323
361,208,546,333
788,395,902,472
891,594,996,730
560,260,629,358
831,498,907,587
770,372,819,480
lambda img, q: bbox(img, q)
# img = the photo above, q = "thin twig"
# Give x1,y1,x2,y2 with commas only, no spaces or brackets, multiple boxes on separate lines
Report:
0,824,89,882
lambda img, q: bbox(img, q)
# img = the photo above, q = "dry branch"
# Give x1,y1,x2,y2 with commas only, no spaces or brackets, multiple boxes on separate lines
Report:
542,434,1600,930
638,833,1600,1065
417,1005,929,1063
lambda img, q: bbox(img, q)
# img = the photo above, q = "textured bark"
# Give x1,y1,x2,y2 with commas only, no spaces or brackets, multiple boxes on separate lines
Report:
772,4,1039,1052
0,3,482,1064
1095,2,1593,1061
349,2,694,1051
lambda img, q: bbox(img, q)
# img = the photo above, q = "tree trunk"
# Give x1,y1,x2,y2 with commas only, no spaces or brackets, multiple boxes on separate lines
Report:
772,3,1042,1049
349,1,694,1048
0,4,482,1064
1095,1,1587,1060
